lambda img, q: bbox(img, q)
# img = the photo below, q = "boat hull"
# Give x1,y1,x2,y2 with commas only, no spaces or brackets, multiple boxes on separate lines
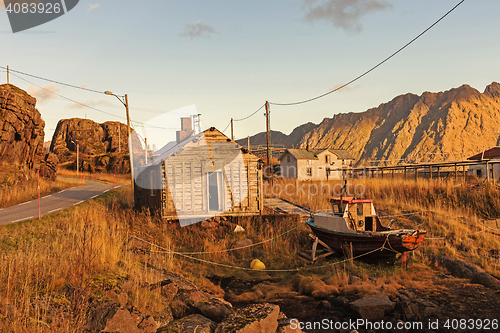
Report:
306,218,426,265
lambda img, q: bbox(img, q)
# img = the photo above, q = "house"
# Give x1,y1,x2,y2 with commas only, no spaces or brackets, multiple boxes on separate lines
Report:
134,124,263,226
467,147,500,179
278,148,355,180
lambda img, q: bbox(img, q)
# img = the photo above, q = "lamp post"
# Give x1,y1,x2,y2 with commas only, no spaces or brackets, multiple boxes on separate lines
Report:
105,91,134,193
71,140,79,177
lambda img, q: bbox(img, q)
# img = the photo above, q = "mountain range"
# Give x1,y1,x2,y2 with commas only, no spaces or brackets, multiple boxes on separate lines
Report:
237,82,500,166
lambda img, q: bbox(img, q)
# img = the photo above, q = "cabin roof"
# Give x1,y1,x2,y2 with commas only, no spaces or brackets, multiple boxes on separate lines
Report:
147,127,260,166
468,147,500,160
329,197,373,204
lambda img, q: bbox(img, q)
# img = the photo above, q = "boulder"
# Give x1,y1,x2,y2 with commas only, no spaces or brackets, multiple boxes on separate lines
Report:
427,254,500,288
0,84,45,169
170,289,233,323
157,314,216,333
350,295,395,320
215,303,280,333
86,303,156,333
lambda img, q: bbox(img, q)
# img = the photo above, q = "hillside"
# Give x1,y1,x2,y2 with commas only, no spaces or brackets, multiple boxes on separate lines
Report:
242,82,500,166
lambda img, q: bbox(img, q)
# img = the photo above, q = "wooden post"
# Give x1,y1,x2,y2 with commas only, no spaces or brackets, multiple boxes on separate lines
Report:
37,170,41,220
463,165,466,181
125,94,135,194
415,167,418,180
404,167,407,179
486,161,490,182
6,65,9,84
381,169,384,178
118,125,121,153
454,163,457,180
437,166,440,179
231,118,234,141
265,101,271,182
430,166,432,180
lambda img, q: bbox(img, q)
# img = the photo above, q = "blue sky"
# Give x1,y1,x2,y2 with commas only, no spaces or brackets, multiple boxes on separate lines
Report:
1,0,499,148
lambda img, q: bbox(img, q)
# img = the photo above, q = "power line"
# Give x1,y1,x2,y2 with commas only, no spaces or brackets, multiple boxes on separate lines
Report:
270,0,466,106
233,103,266,122
11,72,177,131
0,66,105,95
222,120,231,133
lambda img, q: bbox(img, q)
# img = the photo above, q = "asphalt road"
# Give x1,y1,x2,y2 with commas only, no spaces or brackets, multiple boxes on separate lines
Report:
0,180,123,226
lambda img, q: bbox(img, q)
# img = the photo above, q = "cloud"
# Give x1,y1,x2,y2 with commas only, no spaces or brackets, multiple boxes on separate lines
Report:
27,85,60,104
69,99,113,109
181,21,217,39
304,0,392,33
87,3,100,12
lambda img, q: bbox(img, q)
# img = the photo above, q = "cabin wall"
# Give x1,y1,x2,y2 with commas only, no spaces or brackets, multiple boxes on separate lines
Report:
134,130,262,220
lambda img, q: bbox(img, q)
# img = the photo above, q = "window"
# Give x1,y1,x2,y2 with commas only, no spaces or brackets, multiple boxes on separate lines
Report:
306,167,312,176
325,155,330,164
357,203,363,216
307,159,311,165
287,155,290,163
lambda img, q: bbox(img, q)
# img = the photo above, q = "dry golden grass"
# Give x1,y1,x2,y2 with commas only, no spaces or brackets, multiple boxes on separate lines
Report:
56,168,131,185
1,176,500,331
0,171,78,208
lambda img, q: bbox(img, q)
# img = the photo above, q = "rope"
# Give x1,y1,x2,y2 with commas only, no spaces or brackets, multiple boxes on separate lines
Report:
131,222,306,255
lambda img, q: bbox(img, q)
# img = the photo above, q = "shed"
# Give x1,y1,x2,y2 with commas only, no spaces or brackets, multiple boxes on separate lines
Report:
134,127,263,226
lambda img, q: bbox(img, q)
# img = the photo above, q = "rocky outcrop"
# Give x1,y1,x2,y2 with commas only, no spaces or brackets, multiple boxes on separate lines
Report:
50,118,132,173
427,254,500,288
242,82,500,166
0,84,45,169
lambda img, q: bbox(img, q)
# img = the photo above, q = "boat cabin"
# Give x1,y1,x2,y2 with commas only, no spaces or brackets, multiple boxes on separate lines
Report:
314,197,386,233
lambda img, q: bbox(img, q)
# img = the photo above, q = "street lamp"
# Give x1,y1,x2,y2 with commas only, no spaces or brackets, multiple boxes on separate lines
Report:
71,140,79,177
105,91,134,193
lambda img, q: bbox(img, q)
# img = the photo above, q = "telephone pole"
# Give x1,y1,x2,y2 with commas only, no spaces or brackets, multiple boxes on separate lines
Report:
265,101,271,179
6,66,9,84
231,118,234,141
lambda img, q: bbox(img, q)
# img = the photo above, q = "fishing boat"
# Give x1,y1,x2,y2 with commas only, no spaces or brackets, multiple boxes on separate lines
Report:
303,196,426,265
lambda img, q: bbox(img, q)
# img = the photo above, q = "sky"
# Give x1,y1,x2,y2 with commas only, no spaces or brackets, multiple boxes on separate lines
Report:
1,0,499,150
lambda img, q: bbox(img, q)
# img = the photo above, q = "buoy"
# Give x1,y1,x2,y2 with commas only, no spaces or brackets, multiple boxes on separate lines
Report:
250,259,266,270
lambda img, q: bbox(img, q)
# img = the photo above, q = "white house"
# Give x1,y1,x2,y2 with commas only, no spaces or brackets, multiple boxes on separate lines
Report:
467,147,500,179
278,148,355,180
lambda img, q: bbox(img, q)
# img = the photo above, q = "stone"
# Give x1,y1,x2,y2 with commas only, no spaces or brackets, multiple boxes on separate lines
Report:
0,84,45,169
277,312,302,333
157,314,216,333
234,239,253,249
215,303,280,333
86,304,156,333
350,295,395,320
201,221,220,229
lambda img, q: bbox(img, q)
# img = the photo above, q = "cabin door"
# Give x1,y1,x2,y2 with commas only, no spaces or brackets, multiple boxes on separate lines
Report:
208,171,221,211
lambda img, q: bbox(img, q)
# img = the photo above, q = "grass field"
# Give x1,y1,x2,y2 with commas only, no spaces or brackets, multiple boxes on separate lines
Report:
1,177,500,331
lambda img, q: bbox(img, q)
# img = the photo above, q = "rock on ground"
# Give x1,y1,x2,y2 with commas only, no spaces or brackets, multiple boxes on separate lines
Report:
157,314,216,333
215,303,280,333
350,295,395,320
428,254,500,288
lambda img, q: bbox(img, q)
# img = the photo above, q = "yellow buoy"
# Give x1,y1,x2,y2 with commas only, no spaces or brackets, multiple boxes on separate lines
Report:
250,259,266,270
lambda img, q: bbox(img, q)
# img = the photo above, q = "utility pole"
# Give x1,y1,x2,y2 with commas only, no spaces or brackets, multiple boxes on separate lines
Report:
125,94,134,194
145,138,148,164
247,136,250,152
265,101,271,179
231,118,234,141
118,125,121,153
6,65,9,84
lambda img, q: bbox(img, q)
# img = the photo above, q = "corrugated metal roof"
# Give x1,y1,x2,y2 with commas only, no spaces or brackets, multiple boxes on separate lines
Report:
468,147,500,160
279,148,355,161
328,149,355,160
286,149,319,160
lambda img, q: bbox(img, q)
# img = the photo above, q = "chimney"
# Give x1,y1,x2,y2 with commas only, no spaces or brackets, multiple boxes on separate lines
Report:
176,117,195,143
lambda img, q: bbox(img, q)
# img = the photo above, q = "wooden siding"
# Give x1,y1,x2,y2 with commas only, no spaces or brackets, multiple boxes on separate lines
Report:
134,128,262,220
